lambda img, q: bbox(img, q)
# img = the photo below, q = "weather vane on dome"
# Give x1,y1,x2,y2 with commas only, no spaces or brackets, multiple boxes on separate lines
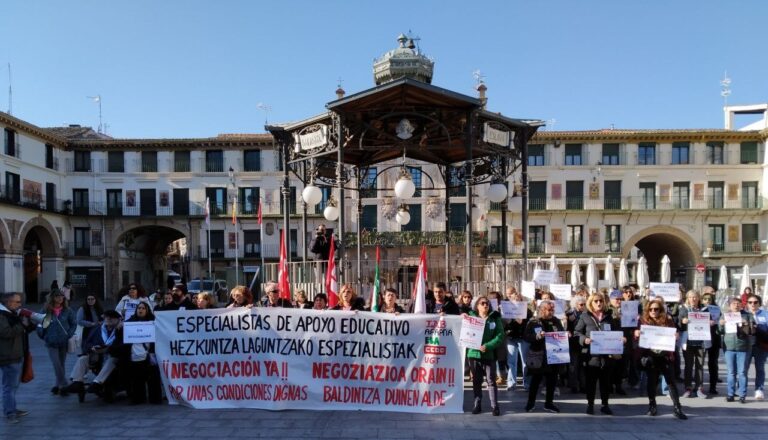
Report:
406,30,421,51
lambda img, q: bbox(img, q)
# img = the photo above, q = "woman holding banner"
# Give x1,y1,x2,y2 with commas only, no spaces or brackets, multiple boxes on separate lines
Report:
226,286,254,308
634,298,687,419
678,290,711,398
466,295,504,416
523,300,564,413
332,284,365,311
380,288,405,314
574,293,621,415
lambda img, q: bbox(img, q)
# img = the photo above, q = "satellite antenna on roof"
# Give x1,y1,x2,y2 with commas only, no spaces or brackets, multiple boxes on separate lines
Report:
720,71,731,107
472,69,486,86
7,63,12,115
256,102,272,126
87,94,103,133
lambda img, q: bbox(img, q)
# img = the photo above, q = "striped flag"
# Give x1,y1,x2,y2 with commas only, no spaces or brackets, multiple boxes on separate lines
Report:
232,196,238,225
371,245,381,312
278,229,291,300
411,245,428,314
257,199,263,225
325,237,338,308
204,197,210,227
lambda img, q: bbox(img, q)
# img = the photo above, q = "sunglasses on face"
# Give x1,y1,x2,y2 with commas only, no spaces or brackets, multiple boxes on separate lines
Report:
478,302,489,306
129,287,137,290
649,308,661,311
747,301,759,304
268,290,279,294
593,299,603,303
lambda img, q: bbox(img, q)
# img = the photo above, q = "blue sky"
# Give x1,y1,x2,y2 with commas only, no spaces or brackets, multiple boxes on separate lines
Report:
2,0,767,138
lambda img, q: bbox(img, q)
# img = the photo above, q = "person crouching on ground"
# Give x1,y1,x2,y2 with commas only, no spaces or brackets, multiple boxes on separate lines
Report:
465,295,504,416
62,310,123,395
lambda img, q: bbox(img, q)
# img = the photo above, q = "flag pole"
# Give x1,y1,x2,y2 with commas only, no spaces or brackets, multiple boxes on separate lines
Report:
205,197,212,280
234,196,239,286
259,197,265,287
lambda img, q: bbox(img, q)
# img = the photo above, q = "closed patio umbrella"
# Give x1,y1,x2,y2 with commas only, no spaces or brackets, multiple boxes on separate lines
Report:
604,255,616,289
618,258,630,288
570,260,581,289
660,255,671,283
586,257,598,293
636,256,649,289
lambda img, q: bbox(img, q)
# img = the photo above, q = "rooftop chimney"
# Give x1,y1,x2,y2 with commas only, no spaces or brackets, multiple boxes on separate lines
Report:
476,82,487,109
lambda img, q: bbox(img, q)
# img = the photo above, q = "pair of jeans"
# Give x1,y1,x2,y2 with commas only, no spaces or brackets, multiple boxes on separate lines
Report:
747,346,767,391
724,350,749,398
1,362,22,416
468,358,498,409
47,345,69,388
506,338,530,388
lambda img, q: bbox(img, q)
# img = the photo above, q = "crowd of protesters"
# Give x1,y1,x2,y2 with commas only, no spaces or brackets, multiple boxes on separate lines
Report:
2,278,767,424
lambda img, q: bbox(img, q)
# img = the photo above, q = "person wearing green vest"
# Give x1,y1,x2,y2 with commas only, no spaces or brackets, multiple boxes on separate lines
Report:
466,295,504,416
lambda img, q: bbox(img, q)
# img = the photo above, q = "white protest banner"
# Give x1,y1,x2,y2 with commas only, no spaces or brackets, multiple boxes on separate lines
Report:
621,301,639,328
533,269,557,286
549,284,572,300
724,312,742,334
638,325,676,352
500,301,528,320
124,321,156,344
649,283,680,303
460,315,486,350
544,331,570,364
521,281,536,299
488,298,499,312
589,331,624,355
687,312,711,341
597,280,610,290
155,308,464,413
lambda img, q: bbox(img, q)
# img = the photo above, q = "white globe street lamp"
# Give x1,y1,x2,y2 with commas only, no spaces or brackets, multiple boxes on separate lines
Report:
395,205,411,225
394,168,416,199
487,183,507,203
302,184,323,205
323,197,339,221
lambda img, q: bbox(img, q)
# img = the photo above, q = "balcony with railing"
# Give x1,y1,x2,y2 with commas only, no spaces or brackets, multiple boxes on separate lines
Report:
523,195,765,212
706,241,763,255
65,243,105,257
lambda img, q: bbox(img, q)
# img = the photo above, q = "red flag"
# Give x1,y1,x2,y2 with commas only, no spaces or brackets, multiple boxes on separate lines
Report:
411,245,428,314
278,229,291,300
325,237,338,308
257,199,263,226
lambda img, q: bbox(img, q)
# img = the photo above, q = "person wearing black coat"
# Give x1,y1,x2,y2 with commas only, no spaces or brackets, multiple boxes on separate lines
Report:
261,282,294,308
426,282,460,315
523,300,565,413
574,293,624,415
566,296,587,393
119,303,161,404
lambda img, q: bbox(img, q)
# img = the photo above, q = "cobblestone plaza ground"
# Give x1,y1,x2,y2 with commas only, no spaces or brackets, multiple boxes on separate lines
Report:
2,332,767,440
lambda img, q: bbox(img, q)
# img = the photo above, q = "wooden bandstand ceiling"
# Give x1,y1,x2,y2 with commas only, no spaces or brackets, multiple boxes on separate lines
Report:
279,78,541,169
